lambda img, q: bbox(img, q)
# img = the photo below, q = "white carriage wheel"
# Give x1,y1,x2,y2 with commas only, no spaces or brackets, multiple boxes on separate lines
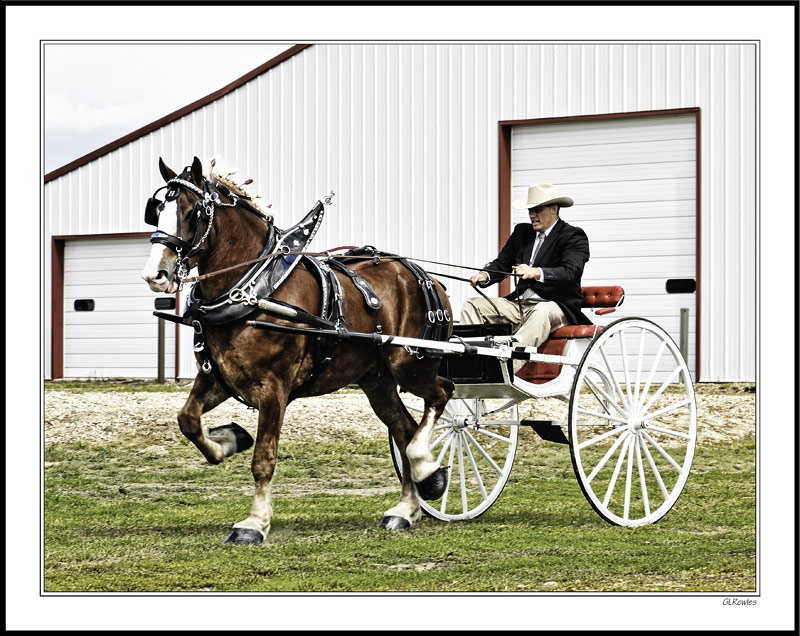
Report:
568,317,697,527
390,397,519,521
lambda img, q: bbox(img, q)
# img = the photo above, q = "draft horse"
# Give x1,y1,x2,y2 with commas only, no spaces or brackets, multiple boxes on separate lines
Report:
141,157,454,544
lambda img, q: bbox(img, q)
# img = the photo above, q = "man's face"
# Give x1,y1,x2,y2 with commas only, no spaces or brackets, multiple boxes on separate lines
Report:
528,204,558,232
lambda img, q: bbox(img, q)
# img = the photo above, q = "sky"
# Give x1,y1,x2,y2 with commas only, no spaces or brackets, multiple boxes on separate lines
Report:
43,43,292,174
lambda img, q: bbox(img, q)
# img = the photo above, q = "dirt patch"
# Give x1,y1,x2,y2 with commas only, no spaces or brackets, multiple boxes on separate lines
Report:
44,384,755,447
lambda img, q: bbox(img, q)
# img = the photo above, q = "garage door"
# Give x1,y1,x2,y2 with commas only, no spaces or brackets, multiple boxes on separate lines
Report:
511,113,697,379
63,237,177,378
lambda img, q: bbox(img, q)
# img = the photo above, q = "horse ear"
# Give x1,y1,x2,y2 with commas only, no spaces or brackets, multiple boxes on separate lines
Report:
191,156,204,184
159,157,176,182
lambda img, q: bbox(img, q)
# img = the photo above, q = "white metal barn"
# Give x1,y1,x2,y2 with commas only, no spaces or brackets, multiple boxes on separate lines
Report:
44,42,757,382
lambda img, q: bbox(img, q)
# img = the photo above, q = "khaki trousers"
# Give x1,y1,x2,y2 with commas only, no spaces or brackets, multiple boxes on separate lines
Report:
460,297,568,371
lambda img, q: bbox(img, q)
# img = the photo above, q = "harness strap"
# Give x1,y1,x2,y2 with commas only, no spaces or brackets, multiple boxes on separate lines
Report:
326,258,382,333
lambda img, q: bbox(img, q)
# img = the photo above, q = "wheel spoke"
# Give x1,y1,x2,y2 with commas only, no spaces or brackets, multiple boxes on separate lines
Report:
623,435,636,522
457,435,468,514
638,340,667,410
463,429,503,475
473,427,514,444
578,424,628,451
618,328,633,405
647,424,692,441
635,437,651,518
576,407,629,426
599,343,630,410
603,435,632,507
640,435,670,499
429,428,449,453
642,431,683,472
440,435,459,513
462,400,477,417
641,364,685,415
463,434,488,499
584,375,627,417
586,430,630,483
634,328,647,405
644,398,693,421
436,431,455,465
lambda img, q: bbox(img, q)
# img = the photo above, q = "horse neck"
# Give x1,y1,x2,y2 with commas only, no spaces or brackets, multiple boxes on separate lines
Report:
197,206,270,299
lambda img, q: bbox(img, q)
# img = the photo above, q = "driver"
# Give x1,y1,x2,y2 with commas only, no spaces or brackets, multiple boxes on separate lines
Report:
460,184,591,369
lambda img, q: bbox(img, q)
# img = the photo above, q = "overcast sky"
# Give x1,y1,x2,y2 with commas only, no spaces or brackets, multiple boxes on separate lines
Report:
43,43,292,173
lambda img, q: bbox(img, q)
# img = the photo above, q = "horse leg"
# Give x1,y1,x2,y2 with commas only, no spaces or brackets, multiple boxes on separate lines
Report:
402,372,455,500
224,395,285,545
177,372,254,464
359,374,422,529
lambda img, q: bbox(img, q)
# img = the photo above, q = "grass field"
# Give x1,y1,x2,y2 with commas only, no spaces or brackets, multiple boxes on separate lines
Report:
43,417,756,593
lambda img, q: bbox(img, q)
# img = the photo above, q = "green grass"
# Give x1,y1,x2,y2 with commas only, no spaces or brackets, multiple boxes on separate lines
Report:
43,429,755,593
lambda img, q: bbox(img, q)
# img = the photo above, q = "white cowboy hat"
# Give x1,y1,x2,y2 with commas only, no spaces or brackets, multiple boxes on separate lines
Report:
512,184,574,210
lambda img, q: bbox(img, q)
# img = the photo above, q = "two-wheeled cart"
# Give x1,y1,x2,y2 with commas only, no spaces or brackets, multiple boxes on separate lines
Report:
387,286,697,526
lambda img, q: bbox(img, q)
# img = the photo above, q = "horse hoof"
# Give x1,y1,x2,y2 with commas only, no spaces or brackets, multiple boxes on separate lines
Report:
415,467,449,500
379,515,411,530
223,527,264,545
208,422,254,453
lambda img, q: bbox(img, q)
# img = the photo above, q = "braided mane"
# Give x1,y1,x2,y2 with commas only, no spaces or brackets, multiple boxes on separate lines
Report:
205,159,272,218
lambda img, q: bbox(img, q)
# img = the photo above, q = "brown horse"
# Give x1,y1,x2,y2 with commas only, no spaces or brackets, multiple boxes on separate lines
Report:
141,157,454,544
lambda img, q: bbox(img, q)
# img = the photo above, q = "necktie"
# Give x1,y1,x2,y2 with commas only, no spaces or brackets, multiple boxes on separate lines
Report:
529,232,545,265
520,232,546,300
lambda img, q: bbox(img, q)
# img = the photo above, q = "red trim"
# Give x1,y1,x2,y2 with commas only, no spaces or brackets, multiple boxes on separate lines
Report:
695,109,702,381
51,239,65,379
44,44,312,183
498,107,702,378
498,124,513,297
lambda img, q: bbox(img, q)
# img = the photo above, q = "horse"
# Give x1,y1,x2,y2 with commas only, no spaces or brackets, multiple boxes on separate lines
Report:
140,157,455,544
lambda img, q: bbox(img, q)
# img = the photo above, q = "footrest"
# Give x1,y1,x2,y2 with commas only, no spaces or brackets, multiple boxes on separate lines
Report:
522,420,569,445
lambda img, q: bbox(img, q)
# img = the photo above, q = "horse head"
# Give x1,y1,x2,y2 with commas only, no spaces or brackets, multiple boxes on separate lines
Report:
141,156,211,293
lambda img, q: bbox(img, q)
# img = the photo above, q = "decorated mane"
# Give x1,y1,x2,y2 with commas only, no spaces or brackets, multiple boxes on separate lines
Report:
205,158,273,219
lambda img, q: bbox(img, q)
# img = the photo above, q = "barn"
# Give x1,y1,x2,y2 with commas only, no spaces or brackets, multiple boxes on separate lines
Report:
44,42,757,382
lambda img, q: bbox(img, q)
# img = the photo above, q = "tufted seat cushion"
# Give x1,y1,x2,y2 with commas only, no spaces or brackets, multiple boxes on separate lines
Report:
515,285,623,383
581,285,624,309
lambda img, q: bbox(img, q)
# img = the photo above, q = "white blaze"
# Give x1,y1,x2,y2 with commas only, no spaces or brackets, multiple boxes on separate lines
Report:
141,199,180,293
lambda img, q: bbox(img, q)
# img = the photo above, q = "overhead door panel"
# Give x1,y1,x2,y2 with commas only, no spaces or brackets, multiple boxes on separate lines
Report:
511,113,697,379
63,237,177,379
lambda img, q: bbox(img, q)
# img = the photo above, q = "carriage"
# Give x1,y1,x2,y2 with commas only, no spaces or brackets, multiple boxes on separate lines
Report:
142,157,697,543
381,295,697,527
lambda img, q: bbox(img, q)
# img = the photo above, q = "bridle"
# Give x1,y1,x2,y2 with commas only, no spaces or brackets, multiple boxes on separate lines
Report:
145,168,272,289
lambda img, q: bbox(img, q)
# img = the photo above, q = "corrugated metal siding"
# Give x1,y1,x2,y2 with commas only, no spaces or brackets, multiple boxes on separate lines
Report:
44,43,756,381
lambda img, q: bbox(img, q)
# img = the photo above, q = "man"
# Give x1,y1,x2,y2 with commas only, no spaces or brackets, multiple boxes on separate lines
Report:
460,184,591,360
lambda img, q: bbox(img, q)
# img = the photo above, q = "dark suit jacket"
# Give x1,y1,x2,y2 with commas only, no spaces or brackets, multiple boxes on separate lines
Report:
480,217,592,326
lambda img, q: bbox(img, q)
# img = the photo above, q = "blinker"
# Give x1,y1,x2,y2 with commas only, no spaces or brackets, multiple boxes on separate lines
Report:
145,197,161,226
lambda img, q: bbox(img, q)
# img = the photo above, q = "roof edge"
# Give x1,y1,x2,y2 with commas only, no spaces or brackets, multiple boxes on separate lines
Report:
44,44,312,184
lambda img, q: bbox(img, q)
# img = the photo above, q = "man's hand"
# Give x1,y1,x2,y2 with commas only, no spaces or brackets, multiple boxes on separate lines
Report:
512,264,540,280
469,271,489,287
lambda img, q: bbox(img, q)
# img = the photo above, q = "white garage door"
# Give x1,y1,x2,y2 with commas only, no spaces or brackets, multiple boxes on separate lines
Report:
63,237,177,379
511,113,697,378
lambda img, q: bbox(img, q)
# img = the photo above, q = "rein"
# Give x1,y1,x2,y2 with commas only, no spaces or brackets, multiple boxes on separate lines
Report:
181,249,522,284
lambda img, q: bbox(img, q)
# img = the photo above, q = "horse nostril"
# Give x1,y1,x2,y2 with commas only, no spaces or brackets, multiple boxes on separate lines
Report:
157,270,169,281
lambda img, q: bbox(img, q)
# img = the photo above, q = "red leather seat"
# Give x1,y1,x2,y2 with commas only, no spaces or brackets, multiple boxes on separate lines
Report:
516,285,624,384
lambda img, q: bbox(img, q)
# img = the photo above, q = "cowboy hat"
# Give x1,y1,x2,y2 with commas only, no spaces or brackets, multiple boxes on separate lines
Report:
512,184,574,210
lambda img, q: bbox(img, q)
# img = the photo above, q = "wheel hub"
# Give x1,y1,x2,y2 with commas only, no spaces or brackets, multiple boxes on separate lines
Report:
452,415,475,431
627,411,648,432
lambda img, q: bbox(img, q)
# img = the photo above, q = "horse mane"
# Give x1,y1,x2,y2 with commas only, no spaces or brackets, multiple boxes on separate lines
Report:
204,158,274,220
